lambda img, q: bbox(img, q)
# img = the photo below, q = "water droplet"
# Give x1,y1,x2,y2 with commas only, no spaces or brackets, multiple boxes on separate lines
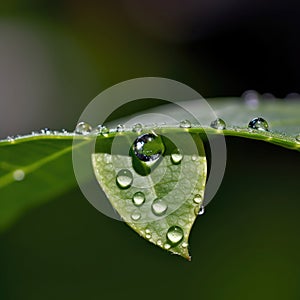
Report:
116,169,133,189
13,169,25,181
295,134,300,143
132,192,145,206
100,126,109,137
166,226,184,245
243,90,260,109
191,154,197,161
164,243,171,250
145,229,151,234
193,194,202,204
132,123,143,133
248,117,269,131
133,133,165,162
182,242,188,248
75,122,92,135
7,136,14,142
151,198,168,216
116,124,125,132
146,234,152,239
179,120,191,128
131,211,141,221
210,118,226,130
157,239,163,246
171,149,183,164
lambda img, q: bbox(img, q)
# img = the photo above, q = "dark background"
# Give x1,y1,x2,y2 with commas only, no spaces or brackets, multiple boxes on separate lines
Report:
0,1,300,299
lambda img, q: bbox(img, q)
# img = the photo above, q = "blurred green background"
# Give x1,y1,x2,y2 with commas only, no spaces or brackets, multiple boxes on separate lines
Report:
0,1,300,299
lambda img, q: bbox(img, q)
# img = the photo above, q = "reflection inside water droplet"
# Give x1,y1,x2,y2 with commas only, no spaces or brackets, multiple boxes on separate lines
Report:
116,169,133,189
193,194,202,204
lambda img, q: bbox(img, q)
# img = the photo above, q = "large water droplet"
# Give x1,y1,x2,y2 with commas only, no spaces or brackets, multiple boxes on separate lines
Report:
132,123,143,133
133,133,165,162
171,149,183,164
166,226,184,245
210,118,226,130
151,198,168,216
179,120,191,128
132,191,145,206
75,121,92,135
116,169,133,189
248,117,269,131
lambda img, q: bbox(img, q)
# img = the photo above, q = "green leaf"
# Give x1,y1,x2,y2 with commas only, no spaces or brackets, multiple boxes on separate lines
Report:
91,132,207,260
0,98,299,241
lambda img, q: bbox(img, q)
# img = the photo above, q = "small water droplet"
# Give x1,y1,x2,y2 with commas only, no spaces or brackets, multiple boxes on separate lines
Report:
116,124,125,132
13,169,25,181
164,243,171,250
145,229,151,234
7,136,14,142
116,169,133,189
166,226,184,245
210,118,226,130
132,192,145,206
133,133,165,162
193,194,202,204
243,90,260,109
75,122,92,135
248,117,269,131
131,211,141,221
295,134,300,142
171,149,183,164
132,123,143,133
151,198,168,216
182,242,188,248
100,126,109,137
179,120,191,128
157,239,163,246
191,154,197,161
146,233,152,239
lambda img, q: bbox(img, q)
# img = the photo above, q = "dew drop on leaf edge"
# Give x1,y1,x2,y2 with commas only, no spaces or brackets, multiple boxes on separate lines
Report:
166,226,184,246
75,121,92,135
132,123,143,133
179,120,191,128
116,169,133,189
248,117,269,131
210,118,226,130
